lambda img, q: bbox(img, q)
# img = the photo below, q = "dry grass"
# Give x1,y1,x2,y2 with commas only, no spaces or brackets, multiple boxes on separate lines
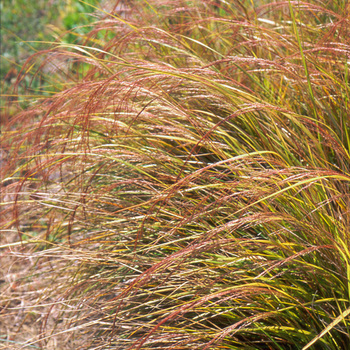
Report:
1,0,350,349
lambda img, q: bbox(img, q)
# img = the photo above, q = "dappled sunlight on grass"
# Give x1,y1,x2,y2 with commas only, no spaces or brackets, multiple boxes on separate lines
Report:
1,1,349,349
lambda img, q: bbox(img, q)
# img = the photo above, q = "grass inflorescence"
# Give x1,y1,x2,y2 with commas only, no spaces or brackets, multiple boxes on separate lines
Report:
1,1,349,349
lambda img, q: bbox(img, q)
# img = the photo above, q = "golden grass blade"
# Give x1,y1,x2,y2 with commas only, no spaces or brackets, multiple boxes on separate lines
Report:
302,307,350,350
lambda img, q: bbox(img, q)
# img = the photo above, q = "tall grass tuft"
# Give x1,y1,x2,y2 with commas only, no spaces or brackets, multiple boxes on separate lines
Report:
1,1,349,349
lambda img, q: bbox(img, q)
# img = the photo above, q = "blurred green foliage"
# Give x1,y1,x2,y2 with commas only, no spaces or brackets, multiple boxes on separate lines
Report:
1,0,99,98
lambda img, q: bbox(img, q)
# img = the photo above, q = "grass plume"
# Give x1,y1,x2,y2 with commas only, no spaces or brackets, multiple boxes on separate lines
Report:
1,0,349,349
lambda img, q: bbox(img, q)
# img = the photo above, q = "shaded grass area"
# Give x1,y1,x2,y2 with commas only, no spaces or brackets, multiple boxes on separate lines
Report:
1,0,349,349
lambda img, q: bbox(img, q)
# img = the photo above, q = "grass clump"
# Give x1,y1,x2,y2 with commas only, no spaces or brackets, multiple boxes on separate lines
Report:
1,0,349,349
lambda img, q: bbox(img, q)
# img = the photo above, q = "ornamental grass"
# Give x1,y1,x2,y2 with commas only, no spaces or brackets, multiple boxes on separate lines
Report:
1,1,349,349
